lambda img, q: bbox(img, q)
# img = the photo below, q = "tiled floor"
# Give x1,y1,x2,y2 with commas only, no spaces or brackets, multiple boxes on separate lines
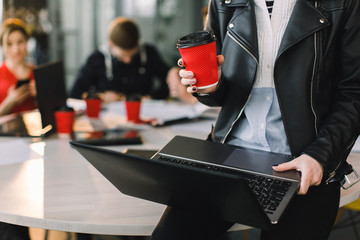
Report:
29,208,360,240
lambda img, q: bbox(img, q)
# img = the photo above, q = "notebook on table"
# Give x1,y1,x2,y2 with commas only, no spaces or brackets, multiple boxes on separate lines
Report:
0,61,67,137
70,135,300,229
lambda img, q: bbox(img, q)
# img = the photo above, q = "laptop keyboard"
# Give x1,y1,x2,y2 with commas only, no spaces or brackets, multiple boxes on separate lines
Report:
243,174,292,214
158,155,292,215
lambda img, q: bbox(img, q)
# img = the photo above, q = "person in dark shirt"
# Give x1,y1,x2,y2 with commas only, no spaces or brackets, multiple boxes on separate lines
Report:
70,17,173,102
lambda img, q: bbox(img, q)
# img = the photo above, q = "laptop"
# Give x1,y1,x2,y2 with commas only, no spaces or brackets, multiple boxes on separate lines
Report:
0,61,67,137
34,61,67,135
70,135,300,229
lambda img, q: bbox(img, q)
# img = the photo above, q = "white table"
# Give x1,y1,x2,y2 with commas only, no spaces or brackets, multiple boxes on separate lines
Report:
0,111,218,235
0,101,359,235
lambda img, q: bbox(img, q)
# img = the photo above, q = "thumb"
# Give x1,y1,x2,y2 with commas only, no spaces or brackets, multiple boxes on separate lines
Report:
217,55,224,67
272,161,296,172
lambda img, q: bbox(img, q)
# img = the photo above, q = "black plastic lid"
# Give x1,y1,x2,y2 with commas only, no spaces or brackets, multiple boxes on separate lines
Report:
55,105,74,112
177,30,216,49
126,93,141,101
86,89,100,99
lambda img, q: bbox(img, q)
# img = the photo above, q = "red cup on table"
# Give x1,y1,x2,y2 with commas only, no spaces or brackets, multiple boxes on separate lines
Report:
55,106,75,135
85,97,102,118
125,94,142,123
177,30,218,89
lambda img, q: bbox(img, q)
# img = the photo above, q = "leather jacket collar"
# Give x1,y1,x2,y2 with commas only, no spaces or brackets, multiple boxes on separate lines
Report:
222,0,330,60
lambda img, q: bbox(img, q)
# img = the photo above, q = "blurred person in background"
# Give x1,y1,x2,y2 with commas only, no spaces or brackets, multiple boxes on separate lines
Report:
70,17,196,104
0,18,37,116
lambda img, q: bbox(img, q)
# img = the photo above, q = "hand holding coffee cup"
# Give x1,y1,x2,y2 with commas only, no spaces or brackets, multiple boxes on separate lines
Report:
177,31,224,94
178,55,224,95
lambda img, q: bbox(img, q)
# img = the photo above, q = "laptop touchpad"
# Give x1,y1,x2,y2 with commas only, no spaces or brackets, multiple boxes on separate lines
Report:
224,148,277,173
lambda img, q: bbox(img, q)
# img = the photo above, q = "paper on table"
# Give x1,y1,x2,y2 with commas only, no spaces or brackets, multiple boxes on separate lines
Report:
66,98,86,111
106,100,215,119
0,139,43,166
142,101,219,127
87,100,220,128
141,100,211,121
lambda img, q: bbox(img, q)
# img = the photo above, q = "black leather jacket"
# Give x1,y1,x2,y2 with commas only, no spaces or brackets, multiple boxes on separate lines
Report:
196,0,360,183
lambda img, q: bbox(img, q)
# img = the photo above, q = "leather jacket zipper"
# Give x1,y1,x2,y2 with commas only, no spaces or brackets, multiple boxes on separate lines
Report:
311,0,342,183
311,0,344,184
221,31,258,144
326,137,357,184
226,31,258,62
311,0,320,137
311,33,319,137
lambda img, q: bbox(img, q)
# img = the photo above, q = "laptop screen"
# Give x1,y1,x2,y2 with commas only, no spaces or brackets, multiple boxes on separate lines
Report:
34,61,67,134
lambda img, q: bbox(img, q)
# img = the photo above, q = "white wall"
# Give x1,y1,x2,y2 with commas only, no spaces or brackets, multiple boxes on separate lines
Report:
59,0,116,92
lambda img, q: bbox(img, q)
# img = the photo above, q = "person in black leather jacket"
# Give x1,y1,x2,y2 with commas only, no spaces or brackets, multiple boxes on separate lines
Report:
151,0,360,239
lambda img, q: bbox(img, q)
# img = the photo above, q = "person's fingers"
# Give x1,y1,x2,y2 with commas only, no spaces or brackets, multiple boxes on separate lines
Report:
272,161,297,172
273,161,309,195
177,58,184,67
273,155,324,195
181,77,196,86
16,91,31,105
29,82,37,96
179,69,194,79
187,86,197,93
179,55,223,94
217,55,225,67
298,171,311,195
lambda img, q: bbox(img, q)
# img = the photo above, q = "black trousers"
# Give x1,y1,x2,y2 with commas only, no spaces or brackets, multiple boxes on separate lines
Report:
151,181,340,240
0,223,30,240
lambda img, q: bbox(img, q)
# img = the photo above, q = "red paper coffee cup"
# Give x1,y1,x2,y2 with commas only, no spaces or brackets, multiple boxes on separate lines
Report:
125,101,141,123
55,109,75,134
85,98,102,118
177,31,218,89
